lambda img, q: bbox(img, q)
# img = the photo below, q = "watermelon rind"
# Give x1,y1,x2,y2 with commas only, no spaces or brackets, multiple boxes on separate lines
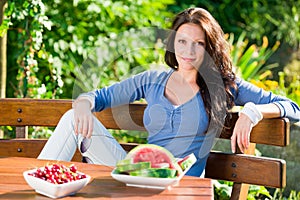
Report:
116,162,151,173
116,158,133,166
177,153,197,171
129,168,177,178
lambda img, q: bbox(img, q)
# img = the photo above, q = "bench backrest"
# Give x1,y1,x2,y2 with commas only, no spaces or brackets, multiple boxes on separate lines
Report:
0,98,289,199
0,98,290,146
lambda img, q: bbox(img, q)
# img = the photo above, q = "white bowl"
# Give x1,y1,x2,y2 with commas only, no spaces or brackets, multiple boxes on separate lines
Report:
23,168,91,199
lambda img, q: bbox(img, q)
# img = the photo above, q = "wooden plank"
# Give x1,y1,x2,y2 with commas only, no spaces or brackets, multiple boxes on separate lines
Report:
205,151,286,188
0,98,290,146
0,139,137,159
0,139,82,162
0,98,72,127
0,139,46,158
0,98,145,131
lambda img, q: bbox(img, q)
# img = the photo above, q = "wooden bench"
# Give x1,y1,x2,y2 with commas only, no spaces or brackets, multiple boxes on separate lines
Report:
0,98,290,200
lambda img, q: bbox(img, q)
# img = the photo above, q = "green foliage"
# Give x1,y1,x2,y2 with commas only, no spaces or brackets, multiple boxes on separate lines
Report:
0,126,15,139
271,188,300,200
227,31,280,81
2,0,174,99
250,71,300,106
262,1,300,48
170,0,300,48
247,185,272,200
213,180,232,200
278,72,300,105
42,0,173,98
111,130,148,144
1,0,174,138
214,181,271,200
2,0,55,98
214,181,272,200
71,28,167,98
29,126,53,139
214,181,300,200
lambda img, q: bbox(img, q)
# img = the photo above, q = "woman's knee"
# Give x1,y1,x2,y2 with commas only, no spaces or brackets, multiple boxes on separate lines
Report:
61,109,75,121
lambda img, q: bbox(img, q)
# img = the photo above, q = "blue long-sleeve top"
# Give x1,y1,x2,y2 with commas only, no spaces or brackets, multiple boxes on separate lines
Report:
83,69,300,176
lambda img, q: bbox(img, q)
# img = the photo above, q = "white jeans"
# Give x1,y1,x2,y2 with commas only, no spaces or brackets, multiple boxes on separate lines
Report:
38,109,127,166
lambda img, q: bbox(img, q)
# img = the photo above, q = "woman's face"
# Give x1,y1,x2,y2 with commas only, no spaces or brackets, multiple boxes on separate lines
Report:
174,23,206,71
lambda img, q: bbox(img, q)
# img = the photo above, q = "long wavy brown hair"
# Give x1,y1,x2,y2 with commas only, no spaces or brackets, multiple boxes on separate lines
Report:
165,7,237,126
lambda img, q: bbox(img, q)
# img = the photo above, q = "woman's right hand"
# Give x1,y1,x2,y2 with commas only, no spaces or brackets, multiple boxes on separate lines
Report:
73,99,94,138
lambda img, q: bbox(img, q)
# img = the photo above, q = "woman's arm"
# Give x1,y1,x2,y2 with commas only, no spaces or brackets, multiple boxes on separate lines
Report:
257,103,281,118
72,98,94,138
91,70,165,112
72,70,168,138
233,77,300,121
231,103,281,153
231,78,300,153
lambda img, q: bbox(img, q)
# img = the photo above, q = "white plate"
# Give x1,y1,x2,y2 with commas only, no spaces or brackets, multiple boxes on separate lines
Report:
111,162,193,189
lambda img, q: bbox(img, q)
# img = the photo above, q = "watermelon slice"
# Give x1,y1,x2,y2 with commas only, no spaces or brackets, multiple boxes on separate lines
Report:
125,144,183,176
125,144,174,165
177,153,197,171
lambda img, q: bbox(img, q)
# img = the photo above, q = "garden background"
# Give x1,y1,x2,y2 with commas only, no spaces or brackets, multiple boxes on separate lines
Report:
0,0,299,199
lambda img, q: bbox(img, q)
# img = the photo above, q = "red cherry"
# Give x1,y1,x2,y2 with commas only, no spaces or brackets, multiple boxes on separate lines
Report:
69,164,77,173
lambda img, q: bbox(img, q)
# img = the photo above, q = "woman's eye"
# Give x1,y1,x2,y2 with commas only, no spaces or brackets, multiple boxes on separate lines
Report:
178,39,186,44
196,41,205,46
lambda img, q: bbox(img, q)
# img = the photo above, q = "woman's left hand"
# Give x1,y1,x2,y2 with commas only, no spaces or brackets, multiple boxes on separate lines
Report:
231,113,253,153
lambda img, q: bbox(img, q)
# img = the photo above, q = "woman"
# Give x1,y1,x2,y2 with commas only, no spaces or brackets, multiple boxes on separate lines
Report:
38,8,300,177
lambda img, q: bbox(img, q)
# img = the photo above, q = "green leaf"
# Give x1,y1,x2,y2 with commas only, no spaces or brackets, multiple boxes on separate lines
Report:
243,61,258,80
238,44,256,71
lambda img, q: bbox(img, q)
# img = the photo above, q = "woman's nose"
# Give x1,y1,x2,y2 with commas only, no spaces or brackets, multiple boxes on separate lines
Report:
187,43,196,55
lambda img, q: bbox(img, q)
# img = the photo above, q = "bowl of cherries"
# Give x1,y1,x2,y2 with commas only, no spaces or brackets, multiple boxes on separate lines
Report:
23,163,91,199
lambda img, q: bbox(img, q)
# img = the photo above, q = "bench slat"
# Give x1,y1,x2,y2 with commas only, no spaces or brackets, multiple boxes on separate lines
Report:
0,98,72,127
0,139,137,160
0,139,82,162
0,98,290,146
205,151,286,188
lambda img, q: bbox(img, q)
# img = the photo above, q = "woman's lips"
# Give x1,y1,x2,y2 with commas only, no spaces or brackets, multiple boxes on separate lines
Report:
181,57,196,62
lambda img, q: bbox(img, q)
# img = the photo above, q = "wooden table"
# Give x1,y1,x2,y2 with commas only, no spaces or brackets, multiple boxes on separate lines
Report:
0,157,213,199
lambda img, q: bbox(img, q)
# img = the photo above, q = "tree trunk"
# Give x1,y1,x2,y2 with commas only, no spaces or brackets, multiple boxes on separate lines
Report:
0,0,7,98
0,0,7,138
